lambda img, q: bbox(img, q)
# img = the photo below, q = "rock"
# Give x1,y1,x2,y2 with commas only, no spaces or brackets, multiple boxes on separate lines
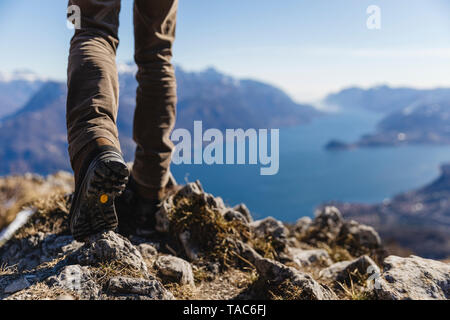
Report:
236,241,335,300
294,216,312,234
204,194,227,212
156,181,228,233
69,231,148,275
286,237,302,248
223,210,248,224
254,257,336,300
319,255,380,284
154,255,195,286
233,203,253,223
250,217,289,250
177,181,204,198
46,265,100,299
289,248,332,267
338,220,381,250
309,206,344,242
4,278,31,294
137,243,158,259
107,276,174,300
375,255,450,300
155,197,173,233
41,235,83,261
179,230,199,261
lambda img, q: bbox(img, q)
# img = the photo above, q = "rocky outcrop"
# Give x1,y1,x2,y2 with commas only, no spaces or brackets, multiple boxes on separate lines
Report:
68,231,148,276
297,206,385,262
374,255,450,300
0,177,449,300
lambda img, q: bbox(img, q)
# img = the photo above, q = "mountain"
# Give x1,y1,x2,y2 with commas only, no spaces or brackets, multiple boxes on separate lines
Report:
1,179,449,300
327,164,450,259
0,71,45,118
0,65,320,175
325,100,450,150
324,85,450,114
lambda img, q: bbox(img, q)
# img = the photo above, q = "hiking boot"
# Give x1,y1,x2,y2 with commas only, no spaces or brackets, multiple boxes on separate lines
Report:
116,173,179,237
69,146,130,241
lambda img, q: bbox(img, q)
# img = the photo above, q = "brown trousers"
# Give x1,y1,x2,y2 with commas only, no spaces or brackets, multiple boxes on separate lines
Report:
66,0,178,197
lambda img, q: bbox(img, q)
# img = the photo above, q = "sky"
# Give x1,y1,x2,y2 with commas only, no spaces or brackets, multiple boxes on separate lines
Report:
1,0,450,102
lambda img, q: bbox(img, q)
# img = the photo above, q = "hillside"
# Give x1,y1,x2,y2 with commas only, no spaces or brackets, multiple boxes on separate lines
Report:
0,71,44,118
324,86,450,150
0,65,320,175
0,178,449,300
326,100,450,150
327,164,450,259
324,85,450,114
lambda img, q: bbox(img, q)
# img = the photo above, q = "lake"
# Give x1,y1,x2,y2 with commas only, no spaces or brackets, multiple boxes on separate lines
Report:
171,110,450,222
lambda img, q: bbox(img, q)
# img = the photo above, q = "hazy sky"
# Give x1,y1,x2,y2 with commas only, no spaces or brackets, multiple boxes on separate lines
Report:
1,0,450,102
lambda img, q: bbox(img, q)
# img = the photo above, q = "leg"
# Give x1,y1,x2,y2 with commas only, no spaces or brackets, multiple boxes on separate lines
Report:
66,0,129,241
132,0,178,200
66,0,122,184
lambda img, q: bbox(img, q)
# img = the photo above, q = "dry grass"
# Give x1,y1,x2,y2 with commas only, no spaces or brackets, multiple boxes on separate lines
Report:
251,235,278,260
5,282,79,300
92,260,148,287
175,268,257,300
0,173,73,232
268,279,309,300
0,263,18,276
317,243,354,263
14,193,71,239
166,192,251,268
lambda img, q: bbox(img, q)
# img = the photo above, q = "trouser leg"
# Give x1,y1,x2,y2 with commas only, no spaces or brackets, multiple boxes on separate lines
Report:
66,0,122,174
132,0,178,199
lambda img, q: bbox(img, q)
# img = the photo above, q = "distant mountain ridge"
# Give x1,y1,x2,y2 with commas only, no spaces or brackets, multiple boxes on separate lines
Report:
324,86,450,150
0,71,45,118
324,85,450,114
0,64,320,175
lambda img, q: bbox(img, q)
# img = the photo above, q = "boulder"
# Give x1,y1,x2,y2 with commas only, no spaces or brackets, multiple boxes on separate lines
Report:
289,248,332,267
154,255,195,286
250,217,289,250
237,241,336,300
254,257,336,300
107,276,174,300
233,204,253,223
300,207,344,244
338,220,381,250
319,255,380,284
68,231,148,275
137,243,158,259
223,210,248,224
375,255,450,300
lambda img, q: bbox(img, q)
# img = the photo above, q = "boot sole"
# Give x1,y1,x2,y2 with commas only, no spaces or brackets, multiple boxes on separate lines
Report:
70,151,129,241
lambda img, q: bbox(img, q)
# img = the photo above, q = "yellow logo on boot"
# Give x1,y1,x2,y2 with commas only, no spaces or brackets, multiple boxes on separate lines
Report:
100,194,109,204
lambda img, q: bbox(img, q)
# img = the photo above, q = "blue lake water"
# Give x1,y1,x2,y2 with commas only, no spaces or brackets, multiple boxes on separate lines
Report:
171,110,450,222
